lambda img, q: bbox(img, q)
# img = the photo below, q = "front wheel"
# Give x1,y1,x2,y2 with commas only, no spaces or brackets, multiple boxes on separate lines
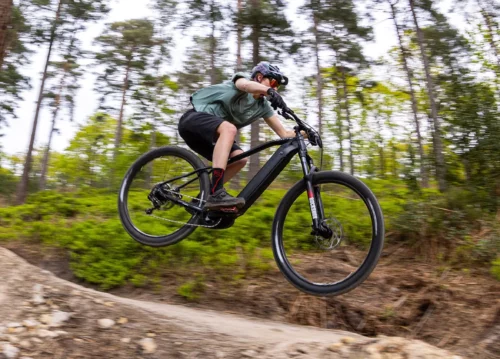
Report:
272,171,384,296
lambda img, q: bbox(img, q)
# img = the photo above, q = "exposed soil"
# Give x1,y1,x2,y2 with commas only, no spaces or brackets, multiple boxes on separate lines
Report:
5,241,500,359
1,246,464,359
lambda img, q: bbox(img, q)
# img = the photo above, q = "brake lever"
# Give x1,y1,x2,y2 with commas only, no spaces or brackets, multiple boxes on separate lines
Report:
279,105,296,118
278,109,294,121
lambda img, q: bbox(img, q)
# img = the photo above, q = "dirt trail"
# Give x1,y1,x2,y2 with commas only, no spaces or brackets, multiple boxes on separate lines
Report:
0,247,465,358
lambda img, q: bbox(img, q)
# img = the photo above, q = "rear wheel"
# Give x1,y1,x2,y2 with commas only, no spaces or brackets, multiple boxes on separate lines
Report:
118,146,210,247
272,171,384,296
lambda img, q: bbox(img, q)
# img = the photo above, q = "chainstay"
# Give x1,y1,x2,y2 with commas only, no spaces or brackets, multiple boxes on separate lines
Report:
146,213,222,228
164,188,206,204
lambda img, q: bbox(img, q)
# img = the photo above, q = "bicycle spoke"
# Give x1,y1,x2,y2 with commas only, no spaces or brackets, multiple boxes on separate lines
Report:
126,154,203,236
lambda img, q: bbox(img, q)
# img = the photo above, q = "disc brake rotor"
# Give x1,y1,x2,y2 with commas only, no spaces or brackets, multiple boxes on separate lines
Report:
315,216,343,250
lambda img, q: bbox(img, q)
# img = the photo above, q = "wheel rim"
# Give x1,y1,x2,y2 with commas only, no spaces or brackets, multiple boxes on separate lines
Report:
279,180,378,287
122,153,206,238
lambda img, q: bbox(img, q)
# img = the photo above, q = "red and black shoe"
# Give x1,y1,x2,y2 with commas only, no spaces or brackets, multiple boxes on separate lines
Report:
204,188,245,210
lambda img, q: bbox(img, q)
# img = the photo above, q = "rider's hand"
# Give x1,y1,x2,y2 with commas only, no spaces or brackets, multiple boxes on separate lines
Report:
307,130,321,147
267,88,287,111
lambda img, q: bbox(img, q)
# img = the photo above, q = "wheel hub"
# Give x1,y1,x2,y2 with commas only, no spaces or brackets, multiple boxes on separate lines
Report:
314,217,343,250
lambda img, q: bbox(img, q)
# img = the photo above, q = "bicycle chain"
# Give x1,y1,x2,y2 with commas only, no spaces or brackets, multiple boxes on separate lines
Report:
144,188,222,228
147,213,222,228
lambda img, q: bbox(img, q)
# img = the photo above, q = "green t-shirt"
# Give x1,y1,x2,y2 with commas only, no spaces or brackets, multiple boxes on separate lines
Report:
190,72,275,128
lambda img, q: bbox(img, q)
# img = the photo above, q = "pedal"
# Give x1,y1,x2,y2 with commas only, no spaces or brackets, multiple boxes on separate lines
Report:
208,206,239,214
218,206,238,213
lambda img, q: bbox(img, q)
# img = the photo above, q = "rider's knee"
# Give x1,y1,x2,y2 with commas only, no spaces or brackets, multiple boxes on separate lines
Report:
230,150,247,168
235,157,248,168
218,121,238,137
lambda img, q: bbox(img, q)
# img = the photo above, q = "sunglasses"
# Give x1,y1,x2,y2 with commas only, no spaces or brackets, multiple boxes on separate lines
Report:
266,77,280,89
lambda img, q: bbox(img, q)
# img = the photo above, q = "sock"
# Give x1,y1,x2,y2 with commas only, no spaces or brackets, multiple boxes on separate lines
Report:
211,168,225,194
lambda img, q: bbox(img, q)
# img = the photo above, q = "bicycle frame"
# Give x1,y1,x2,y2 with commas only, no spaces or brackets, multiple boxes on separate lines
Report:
173,127,327,233
230,137,299,214
158,111,328,234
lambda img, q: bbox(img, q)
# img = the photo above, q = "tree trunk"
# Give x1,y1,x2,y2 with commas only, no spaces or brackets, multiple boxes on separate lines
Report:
248,0,261,182
312,13,324,139
463,156,471,185
209,1,217,85
113,59,131,163
0,0,13,70
231,0,244,190
341,69,354,176
478,1,500,97
16,0,62,204
335,75,344,172
478,1,500,70
39,71,67,190
389,0,427,187
39,105,59,191
110,58,131,188
145,122,156,189
391,141,398,178
236,0,243,71
409,0,446,192
374,113,385,178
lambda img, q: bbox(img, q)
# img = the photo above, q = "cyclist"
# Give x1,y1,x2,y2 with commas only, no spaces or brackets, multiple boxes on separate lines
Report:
178,61,296,210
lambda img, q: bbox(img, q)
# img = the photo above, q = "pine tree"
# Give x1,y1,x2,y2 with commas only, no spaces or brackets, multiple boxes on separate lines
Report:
94,19,158,184
16,0,109,204
179,0,231,85
408,0,446,191
238,0,294,180
39,55,81,190
384,0,428,187
0,0,13,70
0,2,30,129
326,1,371,176
300,0,371,145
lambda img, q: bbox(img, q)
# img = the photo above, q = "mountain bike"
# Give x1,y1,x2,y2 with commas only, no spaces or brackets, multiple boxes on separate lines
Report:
118,107,385,296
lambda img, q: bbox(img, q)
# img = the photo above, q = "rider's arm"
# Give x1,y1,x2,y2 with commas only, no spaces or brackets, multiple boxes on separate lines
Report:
235,78,269,96
265,114,308,139
265,114,295,138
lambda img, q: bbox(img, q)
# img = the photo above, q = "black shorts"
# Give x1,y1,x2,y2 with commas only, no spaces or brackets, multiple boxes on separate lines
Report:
178,109,242,162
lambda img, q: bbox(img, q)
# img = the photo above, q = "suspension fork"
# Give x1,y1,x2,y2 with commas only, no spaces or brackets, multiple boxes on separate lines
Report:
297,134,324,231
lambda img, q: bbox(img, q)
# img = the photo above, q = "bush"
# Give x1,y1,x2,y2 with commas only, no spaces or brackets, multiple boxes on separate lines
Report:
2,179,499,291
491,258,500,281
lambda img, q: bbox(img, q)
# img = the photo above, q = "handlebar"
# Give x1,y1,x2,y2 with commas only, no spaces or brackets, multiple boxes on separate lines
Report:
278,107,323,148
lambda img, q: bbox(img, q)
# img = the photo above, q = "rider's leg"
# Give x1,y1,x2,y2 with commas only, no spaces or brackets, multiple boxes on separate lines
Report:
224,149,247,183
212,121,237,171
206,123,245,209
210,122,237,194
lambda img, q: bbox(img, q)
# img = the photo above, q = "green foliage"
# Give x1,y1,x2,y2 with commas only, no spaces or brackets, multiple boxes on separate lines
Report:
177,276,206,301
0,4,31,126
95,19,158,99
2,175,500,290
0,167,17,197
0,189,281,290
237,0,295,62
491,258,500,281
390,185,500,271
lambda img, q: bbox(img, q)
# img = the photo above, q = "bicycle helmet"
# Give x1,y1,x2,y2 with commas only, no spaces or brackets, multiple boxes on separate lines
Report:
251,61,289,86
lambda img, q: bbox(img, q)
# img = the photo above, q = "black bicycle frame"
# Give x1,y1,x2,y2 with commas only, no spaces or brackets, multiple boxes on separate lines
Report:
161,127,325,231
218,128,321,225
231,137,299,215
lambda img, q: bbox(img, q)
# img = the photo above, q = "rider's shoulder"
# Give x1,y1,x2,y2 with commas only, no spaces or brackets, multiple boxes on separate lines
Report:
231,72,250,84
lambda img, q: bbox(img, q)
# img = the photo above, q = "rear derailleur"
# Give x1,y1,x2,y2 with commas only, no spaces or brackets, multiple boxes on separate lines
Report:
145,184,180,214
